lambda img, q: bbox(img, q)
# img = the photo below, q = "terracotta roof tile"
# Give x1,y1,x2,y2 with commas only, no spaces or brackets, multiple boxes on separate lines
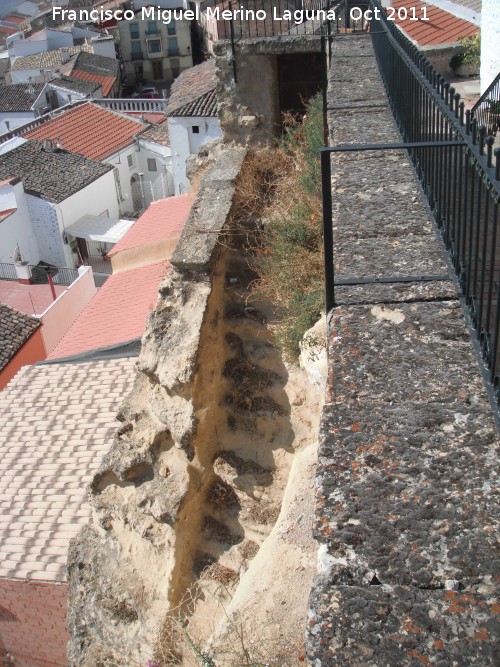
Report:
48,261,169,359
166,59,218,117
70,69,116,96
0,358,136,581
138,119,170,147
24,103,145,161
108,195,193,257
391,0,479,46
0,303,41,373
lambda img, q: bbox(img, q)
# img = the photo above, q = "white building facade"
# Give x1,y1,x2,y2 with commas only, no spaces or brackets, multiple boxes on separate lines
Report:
168,114,221,193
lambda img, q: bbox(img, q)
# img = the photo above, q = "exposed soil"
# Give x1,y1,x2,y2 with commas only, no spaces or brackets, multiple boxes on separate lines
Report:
153,244,324,666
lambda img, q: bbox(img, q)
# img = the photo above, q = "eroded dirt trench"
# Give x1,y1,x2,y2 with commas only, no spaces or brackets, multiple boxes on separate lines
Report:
159,243,324,665
68,152,324,667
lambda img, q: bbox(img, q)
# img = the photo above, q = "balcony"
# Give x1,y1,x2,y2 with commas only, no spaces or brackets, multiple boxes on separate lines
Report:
131,52,143,61
168,48,180,57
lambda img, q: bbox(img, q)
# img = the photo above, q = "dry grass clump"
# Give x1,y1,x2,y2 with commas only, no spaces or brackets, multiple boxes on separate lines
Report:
233,96,325,359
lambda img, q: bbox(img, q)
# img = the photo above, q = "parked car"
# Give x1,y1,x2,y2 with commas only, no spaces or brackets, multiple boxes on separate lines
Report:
131,87,160,99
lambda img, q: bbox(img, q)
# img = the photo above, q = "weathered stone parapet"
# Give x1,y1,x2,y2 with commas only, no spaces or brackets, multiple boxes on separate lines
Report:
307,35,500,665
172,146,246,274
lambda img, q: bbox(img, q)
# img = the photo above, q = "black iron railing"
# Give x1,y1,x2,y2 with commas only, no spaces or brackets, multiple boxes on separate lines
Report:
201,0,342,40
321,0,500,404
28,265,80,286
471,72,500,138
0,262,18,281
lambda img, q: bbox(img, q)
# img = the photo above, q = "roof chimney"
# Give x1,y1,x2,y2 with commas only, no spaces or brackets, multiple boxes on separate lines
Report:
61,48,70,64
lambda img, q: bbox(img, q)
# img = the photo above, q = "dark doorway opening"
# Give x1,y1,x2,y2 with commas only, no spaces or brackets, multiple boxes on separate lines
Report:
277,52,322,123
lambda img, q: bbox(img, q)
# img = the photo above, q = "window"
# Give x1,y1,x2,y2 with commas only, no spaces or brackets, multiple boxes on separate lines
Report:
152,60,163,80
130,23,139,39
127,154,134,168
147,158,157,172
167,20,176,35
147,21,158,34
170,59,180,78
192,125,200,134
168,38,179,57
131,42,142,60
147,39,161,54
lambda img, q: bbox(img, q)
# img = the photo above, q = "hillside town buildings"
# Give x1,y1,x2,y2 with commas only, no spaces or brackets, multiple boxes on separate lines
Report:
0,0,498,665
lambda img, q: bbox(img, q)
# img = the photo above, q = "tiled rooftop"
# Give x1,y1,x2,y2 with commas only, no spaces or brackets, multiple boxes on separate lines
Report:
70,69,116,96
392,0,479,45
10,45,91,71
70,50,120,96
71,50,119,78
49,75,100,96
138,119,170,147
0,358,136,581
166,59,218,118
0,279,65,316
108,195,194,257
0,140,113,203
0,303,41,373
48,261,169,359
24,103,145,161
0,83,44,112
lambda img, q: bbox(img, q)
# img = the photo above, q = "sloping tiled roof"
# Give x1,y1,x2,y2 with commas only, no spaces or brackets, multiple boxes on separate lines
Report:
0,140,113,203
108,195,194,257
138,119,170,147
71,50,119,78
49,74,100,95
0,82,44,112
69,51,119,96
24,103,144,161
48,261,168,359
392,0,479,46
0,303,41,373
170,88,217,118
70,69,116,96
10,44,91,71
166,59,218,118
0,358,136,581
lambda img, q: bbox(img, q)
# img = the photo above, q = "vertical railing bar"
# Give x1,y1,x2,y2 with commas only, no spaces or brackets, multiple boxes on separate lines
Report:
490,246,500,386
486,200,499,370
478,186,490,337
472,172,483,310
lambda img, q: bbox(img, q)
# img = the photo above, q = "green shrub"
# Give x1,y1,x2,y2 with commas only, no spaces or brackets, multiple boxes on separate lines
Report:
450,34,480,70
248,94,325,359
